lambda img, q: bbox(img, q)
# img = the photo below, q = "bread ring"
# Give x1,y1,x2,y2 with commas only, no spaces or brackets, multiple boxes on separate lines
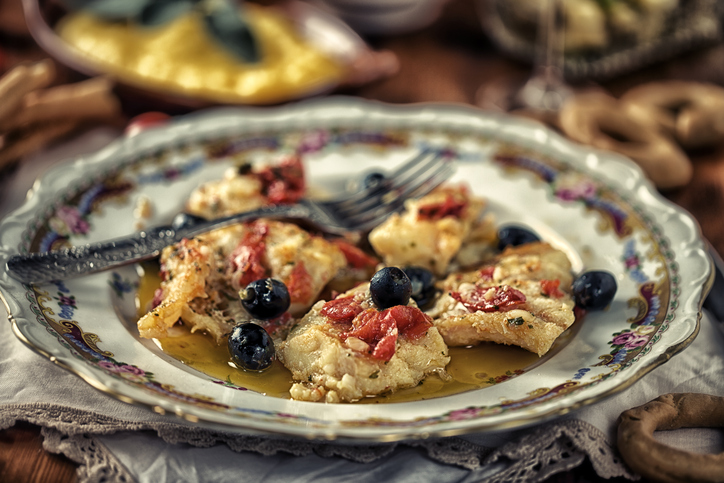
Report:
0,60,55,124
621,81,724,149
559,92,692,189
617,393,724,483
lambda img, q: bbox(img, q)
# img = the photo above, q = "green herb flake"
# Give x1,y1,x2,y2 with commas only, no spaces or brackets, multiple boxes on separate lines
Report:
507,316,525,326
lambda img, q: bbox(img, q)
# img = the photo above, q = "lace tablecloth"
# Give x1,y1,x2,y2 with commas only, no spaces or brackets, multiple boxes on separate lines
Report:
2,131,723,482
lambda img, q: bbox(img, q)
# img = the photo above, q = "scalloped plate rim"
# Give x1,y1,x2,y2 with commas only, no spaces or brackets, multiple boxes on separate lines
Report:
0,97,712,441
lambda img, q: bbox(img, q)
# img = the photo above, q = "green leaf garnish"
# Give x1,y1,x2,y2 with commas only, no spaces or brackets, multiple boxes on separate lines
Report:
139,0,195,26
202,0,260,63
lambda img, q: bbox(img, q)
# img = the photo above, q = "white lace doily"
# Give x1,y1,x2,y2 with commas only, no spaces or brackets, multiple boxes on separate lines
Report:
1,403,635,483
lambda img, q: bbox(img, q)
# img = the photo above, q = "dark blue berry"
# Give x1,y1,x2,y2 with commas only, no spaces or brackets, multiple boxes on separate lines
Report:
237,162,253,175
240,278,290,320
370,267,412,309
228,323,275,371
403,266,437,309
572,271,617,310
497,225,540,251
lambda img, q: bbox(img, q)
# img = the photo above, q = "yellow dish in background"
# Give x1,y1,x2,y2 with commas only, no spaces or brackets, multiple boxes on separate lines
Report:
56,5,346,105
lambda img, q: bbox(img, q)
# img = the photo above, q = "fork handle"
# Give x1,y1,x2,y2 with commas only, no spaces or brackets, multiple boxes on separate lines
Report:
6,225,179,284
5,204,312,284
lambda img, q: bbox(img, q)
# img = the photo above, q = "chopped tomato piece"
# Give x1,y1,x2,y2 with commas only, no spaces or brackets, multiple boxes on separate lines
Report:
320,296,364,324
386,305,432,340
450,285,526,313
540,279,565,298
333,240,378,269
371,329,398,361
342,305,433,361
349,308,396,341
347,308,398,361
417,194,467,221
285,261,313,304
226,222,269,288
479,266,495,281
254,155,305,204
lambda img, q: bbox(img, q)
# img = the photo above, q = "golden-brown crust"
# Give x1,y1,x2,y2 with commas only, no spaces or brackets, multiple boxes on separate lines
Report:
617,393,724,483
429,242,576,355
368,184,489,275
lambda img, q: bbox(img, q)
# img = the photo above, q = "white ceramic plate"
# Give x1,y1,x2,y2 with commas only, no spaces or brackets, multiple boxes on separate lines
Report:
0,98,711,441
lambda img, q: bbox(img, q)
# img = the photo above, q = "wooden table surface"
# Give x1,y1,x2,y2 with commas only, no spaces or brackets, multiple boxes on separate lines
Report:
2,0,724,481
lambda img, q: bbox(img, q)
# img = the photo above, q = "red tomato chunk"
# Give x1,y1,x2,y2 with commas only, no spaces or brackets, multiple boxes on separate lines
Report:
540,279,565,298
347,308,398,360
286,261,313,304
417,194,467,221
321,300,433,361
320,296,365,324
227,222,269,287
450,285,526,312
479,265,495,281
333,239,378,269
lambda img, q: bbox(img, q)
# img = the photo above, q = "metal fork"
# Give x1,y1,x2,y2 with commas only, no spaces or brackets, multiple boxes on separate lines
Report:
6,149,455,284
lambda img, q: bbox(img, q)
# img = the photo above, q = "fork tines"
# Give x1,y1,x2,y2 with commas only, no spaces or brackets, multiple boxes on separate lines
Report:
327,149,456,231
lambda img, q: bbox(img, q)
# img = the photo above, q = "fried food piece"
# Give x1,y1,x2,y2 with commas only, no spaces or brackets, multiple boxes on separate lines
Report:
279,284,450,403
428,242,576,356
226,220,346,314
368,184,492,275
455,242,574,288
138,220,345,342
186,155,304,219
137,235,231,342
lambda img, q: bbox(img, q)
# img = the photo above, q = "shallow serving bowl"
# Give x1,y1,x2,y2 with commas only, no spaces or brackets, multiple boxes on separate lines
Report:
0,98,712,441
22,0,368,111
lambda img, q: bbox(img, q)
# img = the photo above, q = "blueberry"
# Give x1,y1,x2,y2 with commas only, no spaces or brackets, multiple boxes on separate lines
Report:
572,271,617,310
237,162,253,175
240,278,290,320
228,323,275,371
403,266,437,309
497,225,540,251
370,267,412,310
